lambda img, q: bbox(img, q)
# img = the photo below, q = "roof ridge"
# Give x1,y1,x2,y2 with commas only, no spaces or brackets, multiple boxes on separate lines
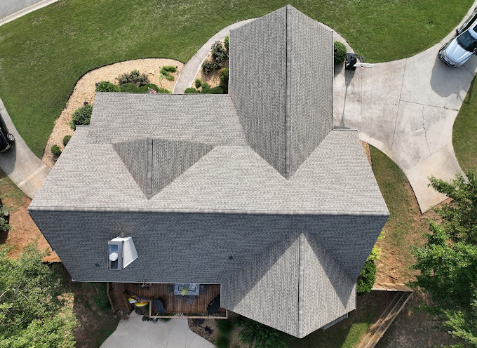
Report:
298,232,305,338
284,5,292,178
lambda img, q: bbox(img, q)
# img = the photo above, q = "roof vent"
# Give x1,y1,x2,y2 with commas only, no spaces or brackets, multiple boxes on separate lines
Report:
108,237,138,270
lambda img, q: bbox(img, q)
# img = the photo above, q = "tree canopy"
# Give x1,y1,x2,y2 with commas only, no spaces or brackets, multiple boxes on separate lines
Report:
0,245,76,348
412,170,477,347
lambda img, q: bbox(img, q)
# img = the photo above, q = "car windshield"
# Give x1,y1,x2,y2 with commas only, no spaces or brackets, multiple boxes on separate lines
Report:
457,30,477,52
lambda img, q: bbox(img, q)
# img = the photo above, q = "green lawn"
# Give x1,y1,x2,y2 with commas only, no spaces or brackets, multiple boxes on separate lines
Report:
0,0,472,157
453,77,477,172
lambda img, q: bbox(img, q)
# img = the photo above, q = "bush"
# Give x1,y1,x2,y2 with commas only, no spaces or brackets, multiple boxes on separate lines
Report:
211,41,226,64
334,41,347,65
238,318,287,348
51,144,61,157
184,87,199,94
195,78,202,88
63,135,72,147
202,60,214,74
145,83,159,92
120,83,138,93
217,319,234,336
356,259,376,294
224,36,229,51
215,336,230,348
117,69,149,86
0,207,11,232
220,68,229,85
70,104,93,130
95,81,119,92
157,88,171,94
207,86,227,94
161,66,177,73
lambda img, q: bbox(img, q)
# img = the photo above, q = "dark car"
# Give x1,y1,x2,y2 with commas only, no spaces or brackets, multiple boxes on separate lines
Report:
0,114,14,152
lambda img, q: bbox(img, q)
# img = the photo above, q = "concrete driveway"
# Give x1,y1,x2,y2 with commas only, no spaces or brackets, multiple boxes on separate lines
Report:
334,3,477,212
100,312,215,348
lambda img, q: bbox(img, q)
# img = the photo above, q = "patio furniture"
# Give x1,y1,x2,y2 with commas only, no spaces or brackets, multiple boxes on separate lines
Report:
174,283,200,296
154,297,166,314
175,295,184,302
185,296,195,304
207,295,220,315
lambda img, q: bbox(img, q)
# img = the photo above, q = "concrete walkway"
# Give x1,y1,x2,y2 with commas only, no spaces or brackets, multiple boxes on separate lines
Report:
0,0,59,27
0,98,50,198
174,19,255,94
334,2,477,212
100,312,215,348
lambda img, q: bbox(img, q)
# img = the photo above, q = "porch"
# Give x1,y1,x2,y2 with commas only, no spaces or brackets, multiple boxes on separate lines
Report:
110,282,227,319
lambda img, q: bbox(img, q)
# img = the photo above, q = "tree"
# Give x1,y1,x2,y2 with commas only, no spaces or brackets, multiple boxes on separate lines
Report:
238,317,287,348
0,245,76,347
412,170,477,347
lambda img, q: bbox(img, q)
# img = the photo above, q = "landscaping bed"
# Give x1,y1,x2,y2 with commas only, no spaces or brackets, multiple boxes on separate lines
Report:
42,58,183,168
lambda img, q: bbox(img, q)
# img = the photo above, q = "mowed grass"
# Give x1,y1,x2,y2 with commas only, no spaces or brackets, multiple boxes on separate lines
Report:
453,76,477,172
0,0,472,157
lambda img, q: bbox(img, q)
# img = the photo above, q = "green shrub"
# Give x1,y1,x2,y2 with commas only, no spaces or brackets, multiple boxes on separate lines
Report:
51,144,61,157
159,318,172,322
238,318,286,348
207,86,226,94
357,259,376,294
145,83,159,92
161,66,177,73
334,41,347,65
95,81,119,92
117,69,149,86
211,41,226,64
90,283,110,310
0,207,11,232
184,87,199,93
120,83,138,93
195,79,202,88
157,88,171,94
63,135,72,147
70,104,93,130
202,60,214,74
220,68,229,85
224,36,229,51
215,336,230,348
217,319,234,336
201,82,210,93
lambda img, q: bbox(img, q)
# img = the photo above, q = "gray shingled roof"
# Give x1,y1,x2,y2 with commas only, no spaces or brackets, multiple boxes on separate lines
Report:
29,5,389,338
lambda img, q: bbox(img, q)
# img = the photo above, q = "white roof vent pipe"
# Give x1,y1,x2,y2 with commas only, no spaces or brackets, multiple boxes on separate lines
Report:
108,237,138,270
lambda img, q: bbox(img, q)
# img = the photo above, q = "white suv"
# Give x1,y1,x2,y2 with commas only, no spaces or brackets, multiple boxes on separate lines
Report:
439,7,477,67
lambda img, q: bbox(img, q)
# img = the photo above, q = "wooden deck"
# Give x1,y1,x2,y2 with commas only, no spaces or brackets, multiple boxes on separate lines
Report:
110,282,226,318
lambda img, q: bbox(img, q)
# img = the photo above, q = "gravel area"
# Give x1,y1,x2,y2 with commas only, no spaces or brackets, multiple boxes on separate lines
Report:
42,58,183,168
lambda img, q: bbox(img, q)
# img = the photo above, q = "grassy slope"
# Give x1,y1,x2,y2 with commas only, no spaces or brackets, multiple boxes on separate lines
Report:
453,76,477,172
0,0,472,157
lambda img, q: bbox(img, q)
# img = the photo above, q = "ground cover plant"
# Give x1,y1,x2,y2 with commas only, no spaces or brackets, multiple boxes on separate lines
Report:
0,0,471,157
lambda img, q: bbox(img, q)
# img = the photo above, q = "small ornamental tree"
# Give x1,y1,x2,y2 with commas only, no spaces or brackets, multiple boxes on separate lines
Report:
334,41,347,65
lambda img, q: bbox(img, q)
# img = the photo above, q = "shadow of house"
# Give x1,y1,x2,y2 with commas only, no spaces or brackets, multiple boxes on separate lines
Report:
28,5,388,339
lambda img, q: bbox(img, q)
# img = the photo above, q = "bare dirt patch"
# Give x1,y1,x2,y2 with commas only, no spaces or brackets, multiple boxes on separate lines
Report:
42,58,183,168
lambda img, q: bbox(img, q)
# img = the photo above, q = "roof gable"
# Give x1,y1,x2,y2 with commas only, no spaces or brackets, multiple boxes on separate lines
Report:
229,5,333,178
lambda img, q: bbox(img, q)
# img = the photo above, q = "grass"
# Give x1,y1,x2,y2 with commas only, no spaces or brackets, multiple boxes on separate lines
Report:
0,0,472,157
287,293,381,348
453,76,477,172
369,146,429,282
0,168,27,209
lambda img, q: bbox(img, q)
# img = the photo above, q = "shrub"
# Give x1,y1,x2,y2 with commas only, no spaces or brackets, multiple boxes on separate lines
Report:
211,41,226,64
220,68,229,85
357,259,376,294
238,318,287,348
145,83,159,92
51,144,61,157
70,104,93,130
202,60,214,74
215,336,230,348
217,319,234,336
224,36,229,51
207,86,226,94
95,81,119,92
0,207,11,232
161,66,177,73
195,79,202,88
157,88,171,94
201,82,210,93
334,41,347,65
120,83,138,93
184,87,199,93
117,69,149,87
63,135,72,147
159,318,171,322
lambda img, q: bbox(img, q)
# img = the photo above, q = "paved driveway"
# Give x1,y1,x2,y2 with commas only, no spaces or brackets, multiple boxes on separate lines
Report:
334,5,477,212
101,312,215,348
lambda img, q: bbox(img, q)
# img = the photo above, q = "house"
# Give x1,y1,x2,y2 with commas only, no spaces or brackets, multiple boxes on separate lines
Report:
29,5,389,339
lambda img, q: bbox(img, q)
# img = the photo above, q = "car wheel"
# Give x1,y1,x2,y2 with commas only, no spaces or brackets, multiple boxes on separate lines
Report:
6,133,14,143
